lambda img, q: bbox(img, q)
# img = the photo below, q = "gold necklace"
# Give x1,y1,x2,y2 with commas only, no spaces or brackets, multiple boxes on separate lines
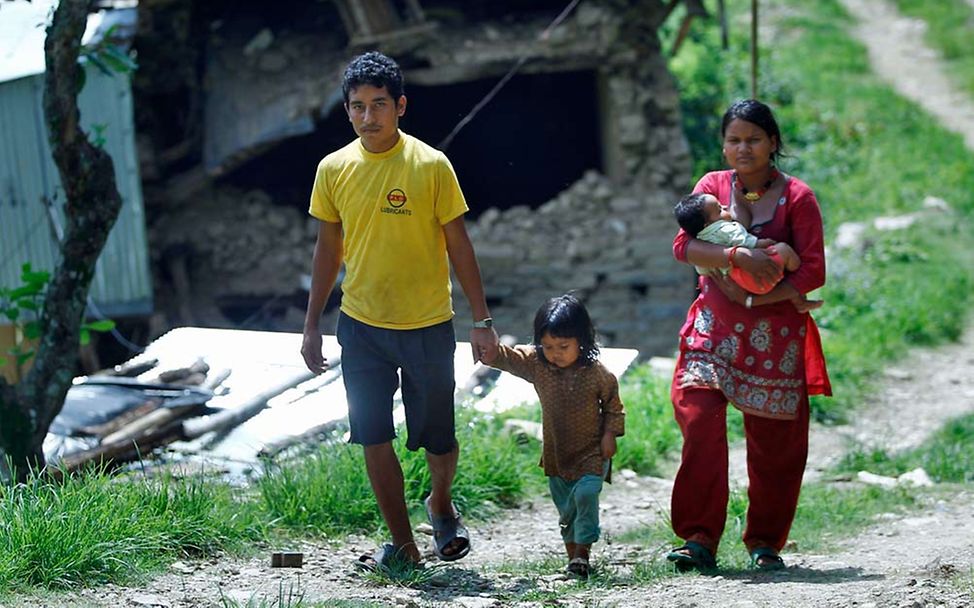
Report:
735,169,779,202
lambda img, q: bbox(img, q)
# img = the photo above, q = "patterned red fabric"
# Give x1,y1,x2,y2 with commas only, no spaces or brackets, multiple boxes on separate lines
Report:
672,171,831,420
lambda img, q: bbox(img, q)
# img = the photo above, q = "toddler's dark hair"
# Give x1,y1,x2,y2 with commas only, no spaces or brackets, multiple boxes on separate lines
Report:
533,293,599,366
673,192,709,237
342,51,404,104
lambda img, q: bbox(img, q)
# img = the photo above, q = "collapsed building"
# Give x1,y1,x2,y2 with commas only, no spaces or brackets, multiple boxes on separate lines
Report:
136,0,698,356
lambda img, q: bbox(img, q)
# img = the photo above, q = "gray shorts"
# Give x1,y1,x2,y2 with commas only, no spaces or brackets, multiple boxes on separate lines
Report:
336,312,457,454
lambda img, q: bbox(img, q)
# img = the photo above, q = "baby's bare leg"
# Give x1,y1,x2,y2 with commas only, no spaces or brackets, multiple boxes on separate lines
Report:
773,242,801,271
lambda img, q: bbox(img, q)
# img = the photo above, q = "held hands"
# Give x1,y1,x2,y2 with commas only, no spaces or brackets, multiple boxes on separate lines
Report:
300,329,330,374
470,327,500,364
601,433,617,459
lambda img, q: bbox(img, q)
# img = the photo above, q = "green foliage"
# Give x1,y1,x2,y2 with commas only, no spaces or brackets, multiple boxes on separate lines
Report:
88,123,108,149
614,365,682,476
0,468,265,591
79,25,138,78
789,483,920,551
0,264,50,369
836,413,974,483
813,221,972,422
620,482,922,572
218,579,306,608
0,263,117,372
255,435,381,536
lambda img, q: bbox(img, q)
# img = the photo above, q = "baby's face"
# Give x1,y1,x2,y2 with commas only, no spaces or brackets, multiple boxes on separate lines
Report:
702,194,732,223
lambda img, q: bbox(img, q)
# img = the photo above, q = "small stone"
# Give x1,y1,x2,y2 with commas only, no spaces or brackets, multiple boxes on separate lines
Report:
131,594,171,607
455,598,498,608
170,560,195,575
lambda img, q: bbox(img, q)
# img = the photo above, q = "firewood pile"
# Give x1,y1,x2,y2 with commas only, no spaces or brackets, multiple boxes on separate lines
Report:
46,353,320,474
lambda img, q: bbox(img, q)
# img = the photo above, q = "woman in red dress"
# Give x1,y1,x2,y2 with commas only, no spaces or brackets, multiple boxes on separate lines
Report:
666,99,831,571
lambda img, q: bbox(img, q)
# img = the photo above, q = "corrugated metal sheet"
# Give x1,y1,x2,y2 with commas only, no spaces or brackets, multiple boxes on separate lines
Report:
0,66,152,317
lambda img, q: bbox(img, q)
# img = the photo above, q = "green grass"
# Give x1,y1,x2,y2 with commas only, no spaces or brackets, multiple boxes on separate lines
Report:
256,406,542,537
836,413,974,483
0,467,265,591
614,366,682,476
891,0,974,98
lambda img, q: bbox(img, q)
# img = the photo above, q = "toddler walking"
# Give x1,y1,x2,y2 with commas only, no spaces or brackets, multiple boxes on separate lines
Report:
481,293,624,578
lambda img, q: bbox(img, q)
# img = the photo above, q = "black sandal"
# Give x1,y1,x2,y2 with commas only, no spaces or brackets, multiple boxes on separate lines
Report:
666,541,717,572
567,556,591,578
749,546,785,571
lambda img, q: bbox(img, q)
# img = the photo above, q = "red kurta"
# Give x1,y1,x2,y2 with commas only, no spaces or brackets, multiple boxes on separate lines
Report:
672,171,832,420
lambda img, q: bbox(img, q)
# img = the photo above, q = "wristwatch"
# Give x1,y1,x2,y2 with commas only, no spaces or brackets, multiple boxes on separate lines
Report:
472,317,493,329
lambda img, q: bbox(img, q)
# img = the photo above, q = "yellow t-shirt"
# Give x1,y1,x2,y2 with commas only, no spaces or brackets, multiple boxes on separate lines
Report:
309,131,468,329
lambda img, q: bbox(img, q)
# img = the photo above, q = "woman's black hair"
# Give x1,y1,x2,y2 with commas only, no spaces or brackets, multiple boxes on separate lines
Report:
721,99,785,165
533,293,599,366
342,51,404,104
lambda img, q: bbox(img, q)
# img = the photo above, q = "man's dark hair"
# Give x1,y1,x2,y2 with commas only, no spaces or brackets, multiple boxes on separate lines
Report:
674,193,709,237
533,293,599,366
342,51,404,104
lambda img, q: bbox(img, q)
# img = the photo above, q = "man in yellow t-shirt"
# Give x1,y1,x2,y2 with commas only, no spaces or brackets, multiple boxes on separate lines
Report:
300,51,499,571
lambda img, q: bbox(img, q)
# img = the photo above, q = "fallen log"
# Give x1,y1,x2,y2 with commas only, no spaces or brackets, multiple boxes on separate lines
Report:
77,400,161,438
181,368,322,440
257,419,348,460
101,403,200,446
58,424,183,473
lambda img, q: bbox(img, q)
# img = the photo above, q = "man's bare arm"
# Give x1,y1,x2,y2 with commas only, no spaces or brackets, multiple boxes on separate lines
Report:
301,221,343,373
442,216,499,363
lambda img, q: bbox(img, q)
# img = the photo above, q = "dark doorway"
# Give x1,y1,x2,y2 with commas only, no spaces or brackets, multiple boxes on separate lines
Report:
405,70,603,216
220,70,603,218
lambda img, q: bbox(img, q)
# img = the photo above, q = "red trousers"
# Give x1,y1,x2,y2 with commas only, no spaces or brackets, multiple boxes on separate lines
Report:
670,384,809,554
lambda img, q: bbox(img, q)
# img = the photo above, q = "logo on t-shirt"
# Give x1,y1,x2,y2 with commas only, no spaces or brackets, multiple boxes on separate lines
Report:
382,188,412,216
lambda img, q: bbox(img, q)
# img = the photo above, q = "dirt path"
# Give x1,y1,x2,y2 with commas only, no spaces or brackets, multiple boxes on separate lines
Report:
838,0,974,149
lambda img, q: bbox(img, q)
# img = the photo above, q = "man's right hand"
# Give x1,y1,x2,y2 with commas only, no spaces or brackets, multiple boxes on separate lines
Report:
301,329,329,374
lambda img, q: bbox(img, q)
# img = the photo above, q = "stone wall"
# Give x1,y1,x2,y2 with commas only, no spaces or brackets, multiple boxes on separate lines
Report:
453,171,694,357
452,1,697,357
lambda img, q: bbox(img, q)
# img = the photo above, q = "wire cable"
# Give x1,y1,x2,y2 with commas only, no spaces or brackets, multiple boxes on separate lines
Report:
436,0,582,151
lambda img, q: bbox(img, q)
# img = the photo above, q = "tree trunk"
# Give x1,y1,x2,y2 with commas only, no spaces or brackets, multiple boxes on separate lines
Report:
0,0,124,482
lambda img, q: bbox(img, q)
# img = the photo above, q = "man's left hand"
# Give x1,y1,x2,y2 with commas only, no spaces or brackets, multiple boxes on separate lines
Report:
470,327,499,363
